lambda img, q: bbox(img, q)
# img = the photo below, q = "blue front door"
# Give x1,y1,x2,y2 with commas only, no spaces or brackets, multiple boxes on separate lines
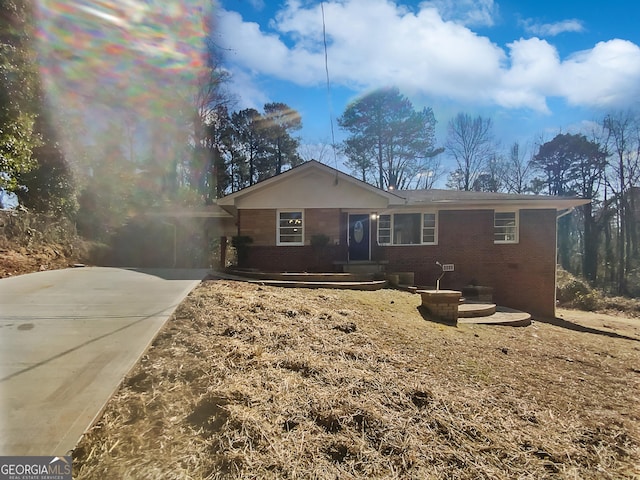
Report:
348,214,370,261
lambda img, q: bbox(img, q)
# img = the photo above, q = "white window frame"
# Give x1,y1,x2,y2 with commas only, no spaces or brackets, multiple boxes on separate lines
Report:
422,212,437,245
277,209,304,246
494,210,519,244
377,211,438,246
377,214,392,245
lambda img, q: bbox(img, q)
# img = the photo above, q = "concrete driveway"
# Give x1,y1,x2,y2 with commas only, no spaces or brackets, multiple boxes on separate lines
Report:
0,267,209,456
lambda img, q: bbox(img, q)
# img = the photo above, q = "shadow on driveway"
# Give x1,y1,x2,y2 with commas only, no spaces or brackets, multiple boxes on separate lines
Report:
125,268,213,281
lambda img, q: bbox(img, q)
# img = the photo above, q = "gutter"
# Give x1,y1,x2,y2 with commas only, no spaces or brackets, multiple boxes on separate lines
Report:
556,207,575,220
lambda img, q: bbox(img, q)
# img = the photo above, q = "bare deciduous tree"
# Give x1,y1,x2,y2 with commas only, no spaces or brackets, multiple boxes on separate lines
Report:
298,140,333,164
602,111,640,293
445,113,496,191
503,142,535,193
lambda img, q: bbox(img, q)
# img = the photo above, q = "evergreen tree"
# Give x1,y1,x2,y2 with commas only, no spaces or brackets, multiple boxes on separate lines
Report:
0,0,39,193
339,87,441,190
260,102,302,177
533,133,607,282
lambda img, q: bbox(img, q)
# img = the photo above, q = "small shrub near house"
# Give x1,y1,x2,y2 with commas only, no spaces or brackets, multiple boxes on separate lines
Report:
310,233,330,248
231,235,253,268
556,269,600,310
556,268,640,315
556,270,600,310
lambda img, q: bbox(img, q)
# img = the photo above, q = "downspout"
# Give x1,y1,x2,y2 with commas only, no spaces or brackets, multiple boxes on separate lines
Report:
553,207,575,317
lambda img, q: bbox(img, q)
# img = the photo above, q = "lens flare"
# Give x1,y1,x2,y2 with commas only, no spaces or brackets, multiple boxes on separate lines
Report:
35,0,209,108
34,0,212,174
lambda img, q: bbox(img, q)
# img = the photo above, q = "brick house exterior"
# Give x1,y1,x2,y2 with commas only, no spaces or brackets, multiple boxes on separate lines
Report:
218,161,589,318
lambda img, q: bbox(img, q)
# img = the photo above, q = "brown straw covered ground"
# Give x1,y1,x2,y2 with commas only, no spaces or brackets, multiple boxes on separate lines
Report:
73,280,640,479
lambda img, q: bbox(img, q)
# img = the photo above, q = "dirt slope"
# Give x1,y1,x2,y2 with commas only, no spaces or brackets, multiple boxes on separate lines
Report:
73,281,640,479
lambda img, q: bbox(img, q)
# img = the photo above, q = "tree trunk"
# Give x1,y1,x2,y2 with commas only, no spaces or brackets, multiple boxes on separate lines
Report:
604,224,614,290
628,191,639,258
557,215,571,271
377,139,384,189
276,137,282,175
582,202,599,284
617,199,626,294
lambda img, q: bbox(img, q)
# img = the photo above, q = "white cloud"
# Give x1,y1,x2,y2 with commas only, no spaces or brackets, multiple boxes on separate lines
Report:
217,0,640,113
559,40,640,107
498,38,561,111
248,0,265,10
523,19,585,37
223,68,270,110
420,0,497,27
217,9,322,85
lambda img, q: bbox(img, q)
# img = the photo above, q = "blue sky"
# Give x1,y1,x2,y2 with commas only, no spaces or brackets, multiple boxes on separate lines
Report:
213,0,640,170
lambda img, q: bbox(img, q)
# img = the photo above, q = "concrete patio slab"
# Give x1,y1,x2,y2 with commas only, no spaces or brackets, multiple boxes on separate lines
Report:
458,306,531,326
0,267,209,456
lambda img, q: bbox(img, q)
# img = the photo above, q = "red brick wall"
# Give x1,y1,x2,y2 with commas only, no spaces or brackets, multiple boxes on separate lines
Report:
237,208,346,271
306,209,342,245
238,209,342,246
244,245,346,272
237,207,558,318
374,209,558,318
238,209,276,245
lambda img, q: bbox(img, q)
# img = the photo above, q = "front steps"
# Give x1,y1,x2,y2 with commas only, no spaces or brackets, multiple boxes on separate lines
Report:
458,305,531,327
458,303,496,318
222,269,386,291
221,269,531,325
411,286,531,326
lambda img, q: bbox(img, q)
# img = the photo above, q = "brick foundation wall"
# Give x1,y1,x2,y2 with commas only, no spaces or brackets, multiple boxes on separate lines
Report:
244,245,346,272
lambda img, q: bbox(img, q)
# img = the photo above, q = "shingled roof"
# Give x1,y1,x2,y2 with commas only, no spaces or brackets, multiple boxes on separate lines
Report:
392,188,590,210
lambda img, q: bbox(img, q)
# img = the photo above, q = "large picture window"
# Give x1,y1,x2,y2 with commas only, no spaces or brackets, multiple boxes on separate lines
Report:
278,210,304,245
494,211,518,243
377,212,437,245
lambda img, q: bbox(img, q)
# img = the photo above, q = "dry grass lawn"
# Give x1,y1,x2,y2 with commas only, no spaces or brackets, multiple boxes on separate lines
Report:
73,280,640,479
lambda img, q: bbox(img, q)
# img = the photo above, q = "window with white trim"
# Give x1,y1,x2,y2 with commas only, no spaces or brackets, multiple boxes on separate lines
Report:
378,214,391,244
377,212,437,245
422,213,436,243
278,210,304,245
494,211,518,243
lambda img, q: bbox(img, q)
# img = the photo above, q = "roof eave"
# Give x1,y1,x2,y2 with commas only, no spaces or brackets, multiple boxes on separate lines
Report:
404,197,591,210
217,160,402,206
